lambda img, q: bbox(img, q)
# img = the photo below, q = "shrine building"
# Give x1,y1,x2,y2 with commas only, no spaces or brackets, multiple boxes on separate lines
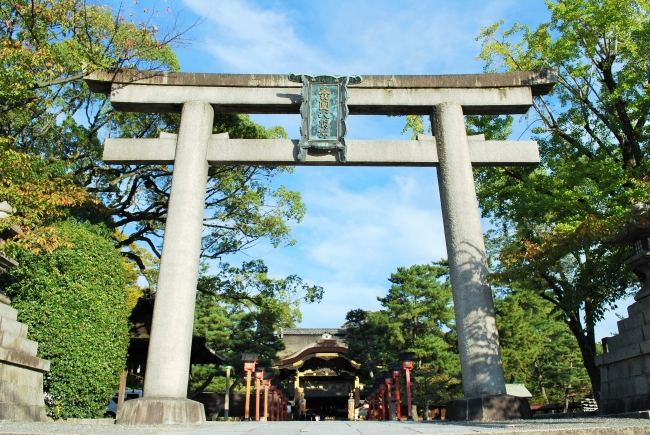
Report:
275,328,362,417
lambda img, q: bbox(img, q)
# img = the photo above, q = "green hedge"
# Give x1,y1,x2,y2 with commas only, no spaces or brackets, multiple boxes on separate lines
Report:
1,221,129,418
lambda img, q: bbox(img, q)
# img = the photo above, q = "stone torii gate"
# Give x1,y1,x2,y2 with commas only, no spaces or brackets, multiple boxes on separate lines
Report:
85,69,556,424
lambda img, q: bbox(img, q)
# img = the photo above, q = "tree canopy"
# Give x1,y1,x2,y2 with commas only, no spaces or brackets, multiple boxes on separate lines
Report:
189,260,323,395
471,0,650,402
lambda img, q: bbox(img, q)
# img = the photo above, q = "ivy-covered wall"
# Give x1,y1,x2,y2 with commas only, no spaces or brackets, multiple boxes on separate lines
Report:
1,221,130,419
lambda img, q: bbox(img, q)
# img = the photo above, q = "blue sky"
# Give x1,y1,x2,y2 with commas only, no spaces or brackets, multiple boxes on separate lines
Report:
138,0,631,338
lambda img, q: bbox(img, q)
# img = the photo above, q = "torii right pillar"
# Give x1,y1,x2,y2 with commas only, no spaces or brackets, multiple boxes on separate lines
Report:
432,103,531,421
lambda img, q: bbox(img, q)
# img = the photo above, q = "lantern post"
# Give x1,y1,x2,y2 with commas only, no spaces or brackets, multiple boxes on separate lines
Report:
254,366,265,421
390,363,402,420
384,372,394,420
400,352,416,420
379,384,386,420
224,365,233,422
241,353,259,421
262,375,272,421
269,381,277,421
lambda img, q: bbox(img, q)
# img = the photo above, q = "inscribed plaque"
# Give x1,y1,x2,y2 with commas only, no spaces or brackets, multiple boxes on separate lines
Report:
288,73,362,162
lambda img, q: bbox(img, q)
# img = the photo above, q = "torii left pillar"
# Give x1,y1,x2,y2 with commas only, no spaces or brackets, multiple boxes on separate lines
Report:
118,101,213,424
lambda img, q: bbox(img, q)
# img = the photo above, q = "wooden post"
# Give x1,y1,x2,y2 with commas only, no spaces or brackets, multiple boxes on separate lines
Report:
224,366,231,422
394,376,402,420
116,369,127,417
406,368,412,420
244,370,252,420
255,378,261,421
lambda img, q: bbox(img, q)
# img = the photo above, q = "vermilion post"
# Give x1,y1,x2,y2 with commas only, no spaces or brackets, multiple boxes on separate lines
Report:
394,376,402,420
244,371,252,420
384,374,393,421
254,367,265,421
242,354,258,421
269,383,277,421
262,376,271,422
405,369,412,419
380,385,386,421
400,353,415,420
255,378,260,420
390,363,403,421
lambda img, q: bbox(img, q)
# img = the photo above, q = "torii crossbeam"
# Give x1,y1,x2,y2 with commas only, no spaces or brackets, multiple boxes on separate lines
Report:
86,69,557,424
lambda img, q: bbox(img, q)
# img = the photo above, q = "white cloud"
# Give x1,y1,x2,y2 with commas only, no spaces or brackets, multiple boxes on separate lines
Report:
236,167,447,327
180,0,522,75
181,0,331,73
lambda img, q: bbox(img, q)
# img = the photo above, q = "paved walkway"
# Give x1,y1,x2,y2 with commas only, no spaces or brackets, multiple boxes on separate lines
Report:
0,419,649,435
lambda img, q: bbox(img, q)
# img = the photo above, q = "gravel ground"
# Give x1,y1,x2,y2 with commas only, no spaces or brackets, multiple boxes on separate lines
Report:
0,419,648,435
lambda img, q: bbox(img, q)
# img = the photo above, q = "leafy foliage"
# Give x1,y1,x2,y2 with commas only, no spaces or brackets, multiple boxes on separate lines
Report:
0,148,98,253
346,262,461,407
1,1,304,275
189,260,323,394
473,0,650,402
0,220,129,419
495,290,590,405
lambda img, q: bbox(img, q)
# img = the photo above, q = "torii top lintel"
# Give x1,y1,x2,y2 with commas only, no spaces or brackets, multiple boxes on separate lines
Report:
85,69,557,116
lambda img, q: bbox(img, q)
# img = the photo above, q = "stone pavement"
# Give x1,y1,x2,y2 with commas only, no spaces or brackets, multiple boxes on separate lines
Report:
0,419,649,435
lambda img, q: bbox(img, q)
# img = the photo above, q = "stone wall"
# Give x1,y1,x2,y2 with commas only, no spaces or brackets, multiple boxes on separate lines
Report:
596,296,650,414
0,303,50,421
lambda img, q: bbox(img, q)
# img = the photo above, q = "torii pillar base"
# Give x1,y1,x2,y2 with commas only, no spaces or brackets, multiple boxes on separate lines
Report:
446,395,532,421
117,398,205,425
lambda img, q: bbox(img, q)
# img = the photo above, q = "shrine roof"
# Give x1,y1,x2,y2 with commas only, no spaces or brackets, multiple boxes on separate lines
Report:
280,328,347,337
85,69,558,96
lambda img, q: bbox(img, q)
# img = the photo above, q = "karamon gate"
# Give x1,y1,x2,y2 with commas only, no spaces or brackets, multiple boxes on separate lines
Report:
85,69,557,424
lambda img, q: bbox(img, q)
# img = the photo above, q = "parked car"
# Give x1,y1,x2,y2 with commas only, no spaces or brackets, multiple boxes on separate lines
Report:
105,389,142,418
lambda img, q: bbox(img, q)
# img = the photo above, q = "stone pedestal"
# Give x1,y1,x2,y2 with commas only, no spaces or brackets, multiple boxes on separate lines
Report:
117,397,205,425
0,303,50,421
446,395,532,421
596,296,650,414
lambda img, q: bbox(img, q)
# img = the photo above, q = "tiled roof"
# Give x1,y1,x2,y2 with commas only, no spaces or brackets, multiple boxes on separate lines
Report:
280,328,347,336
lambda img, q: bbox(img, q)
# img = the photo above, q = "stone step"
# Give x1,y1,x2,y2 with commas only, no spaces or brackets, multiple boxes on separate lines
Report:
0,304,17,322
0,317,27,339
628,296,650,317
0,402,47,421
617,311,648,334
0,380,46,406
605,324,650,351
0,363,44,389
0,332,38,357
0,349,49,373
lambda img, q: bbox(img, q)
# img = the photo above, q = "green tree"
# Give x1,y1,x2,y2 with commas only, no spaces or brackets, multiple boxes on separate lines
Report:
189,260,323,395
346,262,461,409
468,0,650,402
0,220,130,419
1,1,305,273
495,290,590,405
